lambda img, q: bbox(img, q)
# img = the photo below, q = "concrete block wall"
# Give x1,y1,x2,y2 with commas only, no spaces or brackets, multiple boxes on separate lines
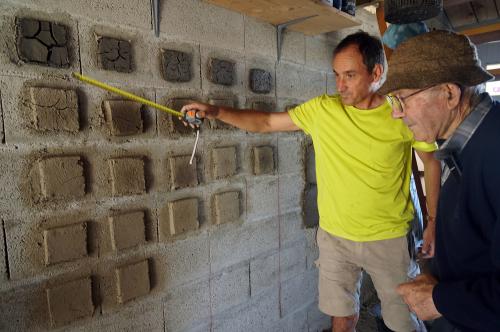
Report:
0,0,379,330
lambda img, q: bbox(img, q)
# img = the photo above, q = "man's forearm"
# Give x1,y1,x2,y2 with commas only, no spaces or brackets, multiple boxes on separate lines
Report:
216,106,273,133
423,157,441,221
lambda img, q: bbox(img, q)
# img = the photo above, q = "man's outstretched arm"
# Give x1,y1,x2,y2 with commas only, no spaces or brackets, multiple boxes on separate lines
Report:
181,102,300,133
416,150,441,258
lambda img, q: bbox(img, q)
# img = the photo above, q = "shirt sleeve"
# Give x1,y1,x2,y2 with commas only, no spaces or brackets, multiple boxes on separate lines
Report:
288,97,320,136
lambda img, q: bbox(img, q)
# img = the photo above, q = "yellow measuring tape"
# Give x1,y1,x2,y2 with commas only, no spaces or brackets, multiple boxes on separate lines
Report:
72,72,183,117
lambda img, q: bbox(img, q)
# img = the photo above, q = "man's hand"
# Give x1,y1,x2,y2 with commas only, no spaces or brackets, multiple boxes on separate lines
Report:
180,102,219,128
397,274,441,320
421,217,436,258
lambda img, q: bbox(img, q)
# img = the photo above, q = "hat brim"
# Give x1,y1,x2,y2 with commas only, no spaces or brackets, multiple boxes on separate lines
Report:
378,65,494,95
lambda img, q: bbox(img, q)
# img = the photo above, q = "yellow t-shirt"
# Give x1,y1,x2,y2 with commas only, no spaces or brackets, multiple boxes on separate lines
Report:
289,94,436,241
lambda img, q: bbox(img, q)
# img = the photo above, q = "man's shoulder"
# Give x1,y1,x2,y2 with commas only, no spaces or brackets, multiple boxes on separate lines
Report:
303,94,342,109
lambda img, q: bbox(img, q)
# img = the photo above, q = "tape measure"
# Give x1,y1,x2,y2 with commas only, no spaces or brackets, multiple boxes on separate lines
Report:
72,72,203,126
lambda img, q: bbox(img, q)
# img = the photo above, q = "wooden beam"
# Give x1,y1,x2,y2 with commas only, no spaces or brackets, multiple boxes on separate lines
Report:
376,3,393,58
490,68,500,77
444,0,474,7
356,0,379,8
459,22,500,36
468,29,500,44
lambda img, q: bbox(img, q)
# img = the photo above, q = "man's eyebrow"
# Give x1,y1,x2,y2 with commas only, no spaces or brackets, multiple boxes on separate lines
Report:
333,70,356,75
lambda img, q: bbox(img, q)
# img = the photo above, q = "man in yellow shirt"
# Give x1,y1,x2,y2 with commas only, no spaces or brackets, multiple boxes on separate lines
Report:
182,31,441,332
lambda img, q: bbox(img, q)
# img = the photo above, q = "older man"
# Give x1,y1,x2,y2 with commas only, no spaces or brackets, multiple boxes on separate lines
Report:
379,30,500,331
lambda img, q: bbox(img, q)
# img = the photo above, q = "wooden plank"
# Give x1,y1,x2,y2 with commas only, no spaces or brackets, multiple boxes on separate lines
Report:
471,0,498,21
444,0,473,8
489,68,500,77
445,3,477,27
375,4,392,58
356,0,380,8
289,11,362,35
468,29,500,44
204,0,361,35
459,21,500,35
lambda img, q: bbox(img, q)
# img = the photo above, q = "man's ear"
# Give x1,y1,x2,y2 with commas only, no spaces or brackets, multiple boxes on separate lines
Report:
372,63,384,83
444,83,461,109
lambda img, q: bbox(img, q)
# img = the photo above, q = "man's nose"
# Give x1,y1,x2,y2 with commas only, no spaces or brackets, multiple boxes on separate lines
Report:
336,79,345,92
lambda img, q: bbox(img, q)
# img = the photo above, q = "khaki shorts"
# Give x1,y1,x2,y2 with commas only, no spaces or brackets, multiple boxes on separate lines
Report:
316,228,419,332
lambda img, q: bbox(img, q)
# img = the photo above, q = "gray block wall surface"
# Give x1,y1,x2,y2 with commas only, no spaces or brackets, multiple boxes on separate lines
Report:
0,0,379,330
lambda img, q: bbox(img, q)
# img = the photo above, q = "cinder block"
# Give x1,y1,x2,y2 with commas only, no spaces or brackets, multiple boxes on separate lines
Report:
37,156,85,200
248,217,280,259
304,185,319,228
211,146,237,179
246,177,278,222
169,155,198,190
280,211,306,245
46,277,94,327
273,307,307,332
211,263,250,314
277,62,326,100
280,241,307,281
97,36,132,73
159,0,244,51
161,49,192,82
164,279,210,331
280,30,306,65
43,222,87,266
157,231,209,288
212,288,280,332
279,173,304,214
280,270,318,317
253,146,275,175
165,198,199,236
305,36,335,71
102,100,143,136
251,101,275,112
28,87,79,132
108,211,146,251
249,69,272,94
115,259,150,304
244,16,277,59
278,136,304,175
209,224,252,272
208,98,235,130
212,191,241,225
250,252,279,295
208,58,235,86
108,157,146,196
16,18,70,68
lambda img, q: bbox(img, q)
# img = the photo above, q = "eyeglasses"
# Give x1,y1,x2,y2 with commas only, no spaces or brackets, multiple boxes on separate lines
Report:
386,85,436,114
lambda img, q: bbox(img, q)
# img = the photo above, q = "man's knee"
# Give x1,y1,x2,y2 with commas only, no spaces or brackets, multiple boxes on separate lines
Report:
332,314,359,332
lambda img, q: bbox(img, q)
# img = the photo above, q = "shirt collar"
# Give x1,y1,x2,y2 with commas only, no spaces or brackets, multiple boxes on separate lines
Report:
435,92,493,161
